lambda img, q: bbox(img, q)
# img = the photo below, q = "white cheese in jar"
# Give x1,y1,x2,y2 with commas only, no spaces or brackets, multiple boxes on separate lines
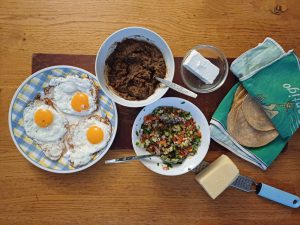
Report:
183,50,220,84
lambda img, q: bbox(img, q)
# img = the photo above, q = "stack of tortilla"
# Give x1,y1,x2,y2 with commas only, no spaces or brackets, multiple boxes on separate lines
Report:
227,85,279,147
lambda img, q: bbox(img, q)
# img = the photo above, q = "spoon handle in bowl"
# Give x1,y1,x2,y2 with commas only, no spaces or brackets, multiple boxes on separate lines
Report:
155,77,197,98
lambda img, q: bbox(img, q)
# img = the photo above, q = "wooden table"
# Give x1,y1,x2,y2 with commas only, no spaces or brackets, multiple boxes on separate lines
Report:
0,1,299,224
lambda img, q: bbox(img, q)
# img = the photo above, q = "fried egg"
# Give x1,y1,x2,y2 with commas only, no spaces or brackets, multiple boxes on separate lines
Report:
23,99,68,160
66,115,112,167
45,76,98,116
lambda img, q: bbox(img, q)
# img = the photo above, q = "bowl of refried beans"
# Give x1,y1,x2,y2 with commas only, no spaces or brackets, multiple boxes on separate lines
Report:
95,27,175,107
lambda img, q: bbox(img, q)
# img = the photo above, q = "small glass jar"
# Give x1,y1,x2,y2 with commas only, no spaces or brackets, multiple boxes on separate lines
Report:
180,45,229,93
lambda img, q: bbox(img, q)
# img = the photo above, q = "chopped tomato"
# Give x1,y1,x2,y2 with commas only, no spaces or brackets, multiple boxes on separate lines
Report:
197,130,202,137
144,115,157,123
180,149,189,157
177,135,183,144
179,147,193,157
187,147,193,152
173,135,183,144
184,120,194,129
179,131,185,136
158,140,166,146
141,134,149,141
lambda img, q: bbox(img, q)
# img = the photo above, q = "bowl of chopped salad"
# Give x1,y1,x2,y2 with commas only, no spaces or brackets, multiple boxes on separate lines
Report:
132,97,210,176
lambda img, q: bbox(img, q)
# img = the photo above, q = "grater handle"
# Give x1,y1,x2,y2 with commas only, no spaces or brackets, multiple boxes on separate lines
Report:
256,183,300,208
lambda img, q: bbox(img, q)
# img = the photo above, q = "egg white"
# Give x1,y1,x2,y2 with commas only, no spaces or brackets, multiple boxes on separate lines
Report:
67,116,112,167
23,100,68,143
40,141,66,161
47,76,98,116
23,99,68,160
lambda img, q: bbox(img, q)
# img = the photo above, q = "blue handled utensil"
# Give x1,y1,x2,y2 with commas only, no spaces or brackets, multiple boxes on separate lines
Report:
231,175,299,208
107,157,299,208
256,183,299,208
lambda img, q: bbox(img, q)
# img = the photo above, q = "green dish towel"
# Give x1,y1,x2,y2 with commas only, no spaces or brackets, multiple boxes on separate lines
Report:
210,38,300,170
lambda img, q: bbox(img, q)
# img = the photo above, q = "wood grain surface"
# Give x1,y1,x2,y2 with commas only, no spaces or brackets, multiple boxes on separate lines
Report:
0,1,299,225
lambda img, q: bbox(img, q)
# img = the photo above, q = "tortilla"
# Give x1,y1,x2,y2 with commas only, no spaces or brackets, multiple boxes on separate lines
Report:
230,107,279,147
227,106,238,134
227,86,247,133
242,95,275,131
232,85,247,108
234,85,244,99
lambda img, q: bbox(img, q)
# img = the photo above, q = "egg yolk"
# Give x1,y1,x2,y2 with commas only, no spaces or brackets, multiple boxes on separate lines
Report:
34,109,54,128
87,126,104,144
71,92,89,112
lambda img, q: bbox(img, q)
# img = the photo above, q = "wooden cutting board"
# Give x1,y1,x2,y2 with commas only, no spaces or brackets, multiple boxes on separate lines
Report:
32,53,238,150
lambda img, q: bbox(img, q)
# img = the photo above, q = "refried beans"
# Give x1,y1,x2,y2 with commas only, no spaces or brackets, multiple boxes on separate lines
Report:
105,39,166,100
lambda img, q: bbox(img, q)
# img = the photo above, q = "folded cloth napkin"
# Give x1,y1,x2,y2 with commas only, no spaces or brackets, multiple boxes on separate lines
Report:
210,38,300,170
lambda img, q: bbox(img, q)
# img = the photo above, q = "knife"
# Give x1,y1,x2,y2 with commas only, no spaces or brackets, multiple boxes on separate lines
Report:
155,77,198,98
193,161,300,208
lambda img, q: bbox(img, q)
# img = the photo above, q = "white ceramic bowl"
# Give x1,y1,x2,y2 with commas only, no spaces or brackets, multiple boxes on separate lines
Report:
95,27,175,107
132,97,210,176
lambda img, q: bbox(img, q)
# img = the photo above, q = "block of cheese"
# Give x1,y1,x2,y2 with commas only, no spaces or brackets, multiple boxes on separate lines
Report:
183,49,220,84
195,155,239,199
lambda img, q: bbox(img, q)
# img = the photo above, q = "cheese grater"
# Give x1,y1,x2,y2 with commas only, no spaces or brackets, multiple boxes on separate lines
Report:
193,161,300,208
105,154,299,208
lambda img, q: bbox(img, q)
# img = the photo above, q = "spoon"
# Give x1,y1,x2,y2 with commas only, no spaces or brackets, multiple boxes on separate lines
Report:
105,154,160,164
155,77,197,98
105,154,184,164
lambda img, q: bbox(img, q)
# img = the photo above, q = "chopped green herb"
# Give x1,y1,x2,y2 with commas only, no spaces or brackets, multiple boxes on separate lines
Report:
166,163,173,168
135,130,139,136
137,106,201,167
181,101,185,104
